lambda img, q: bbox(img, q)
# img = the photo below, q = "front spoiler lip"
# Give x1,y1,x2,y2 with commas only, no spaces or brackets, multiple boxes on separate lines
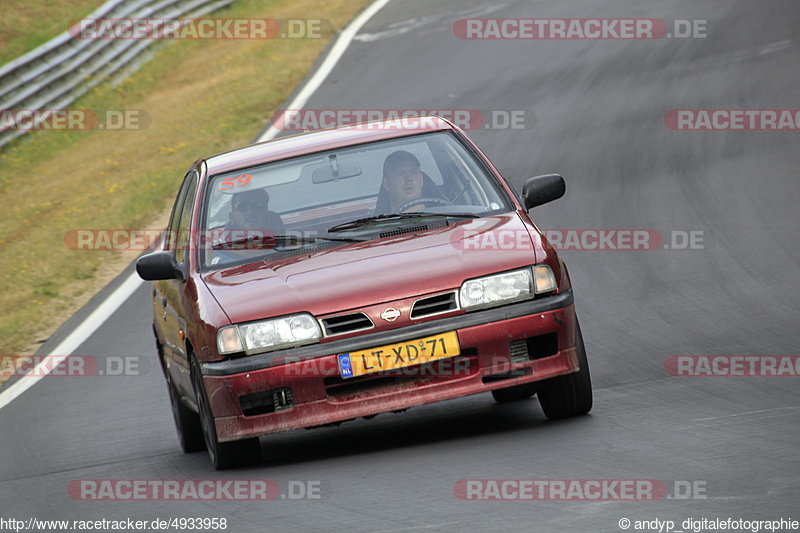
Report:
201,290,573,377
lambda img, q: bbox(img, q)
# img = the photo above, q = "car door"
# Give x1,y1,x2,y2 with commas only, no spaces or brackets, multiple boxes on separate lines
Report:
155,170,198,393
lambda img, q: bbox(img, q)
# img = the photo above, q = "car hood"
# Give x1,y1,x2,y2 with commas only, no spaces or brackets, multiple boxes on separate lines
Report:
201,212,538,323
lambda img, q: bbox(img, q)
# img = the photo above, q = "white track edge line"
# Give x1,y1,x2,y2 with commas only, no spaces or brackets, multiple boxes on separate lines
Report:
0,272,142,410
257,0,392,142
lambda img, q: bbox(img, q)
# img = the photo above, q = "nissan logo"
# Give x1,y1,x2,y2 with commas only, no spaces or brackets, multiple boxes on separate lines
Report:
380,308,401,322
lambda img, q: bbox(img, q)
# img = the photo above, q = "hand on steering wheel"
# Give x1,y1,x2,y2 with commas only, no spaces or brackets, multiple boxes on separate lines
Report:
396,197,451,213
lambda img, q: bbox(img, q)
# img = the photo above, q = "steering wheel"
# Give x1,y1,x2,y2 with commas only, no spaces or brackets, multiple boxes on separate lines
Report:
396,197,451,212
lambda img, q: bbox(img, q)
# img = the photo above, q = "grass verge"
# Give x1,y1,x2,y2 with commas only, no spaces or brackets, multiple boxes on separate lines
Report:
0,0,373,385
0,0,105,66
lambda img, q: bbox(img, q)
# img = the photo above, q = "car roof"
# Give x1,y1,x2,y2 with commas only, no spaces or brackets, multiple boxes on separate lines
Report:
204,116,455,175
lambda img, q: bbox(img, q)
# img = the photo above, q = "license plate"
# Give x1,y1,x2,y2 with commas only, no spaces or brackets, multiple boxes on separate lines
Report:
337,331,460,379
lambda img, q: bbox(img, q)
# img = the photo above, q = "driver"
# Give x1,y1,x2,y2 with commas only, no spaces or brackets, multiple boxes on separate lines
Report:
380,150,426,212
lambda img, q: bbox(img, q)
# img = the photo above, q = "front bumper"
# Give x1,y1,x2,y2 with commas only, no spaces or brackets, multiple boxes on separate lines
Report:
202,290,579,442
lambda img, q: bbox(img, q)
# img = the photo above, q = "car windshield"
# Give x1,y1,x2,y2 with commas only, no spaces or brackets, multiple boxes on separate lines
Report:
200,131,511,269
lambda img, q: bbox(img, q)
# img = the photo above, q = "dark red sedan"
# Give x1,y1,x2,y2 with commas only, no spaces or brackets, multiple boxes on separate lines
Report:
136,116,592,469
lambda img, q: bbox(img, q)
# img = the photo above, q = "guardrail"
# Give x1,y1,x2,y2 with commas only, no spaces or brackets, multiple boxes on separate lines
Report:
0,0,233,149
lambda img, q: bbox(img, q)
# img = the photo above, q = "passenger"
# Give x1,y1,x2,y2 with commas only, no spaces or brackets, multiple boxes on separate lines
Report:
227,189,285,234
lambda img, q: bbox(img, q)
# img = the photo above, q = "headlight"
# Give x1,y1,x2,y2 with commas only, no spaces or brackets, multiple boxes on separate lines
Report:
458,265,557,311
217,313,322,355
459,268,533,310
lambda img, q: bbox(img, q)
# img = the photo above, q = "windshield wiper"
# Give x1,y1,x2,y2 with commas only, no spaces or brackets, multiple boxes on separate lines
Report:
327,212,478,233
403,212,479,219
327,213,426,232
212,234,359,250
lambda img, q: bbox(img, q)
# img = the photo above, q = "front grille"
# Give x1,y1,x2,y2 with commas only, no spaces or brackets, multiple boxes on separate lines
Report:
411,292,458,318
320,312,373,336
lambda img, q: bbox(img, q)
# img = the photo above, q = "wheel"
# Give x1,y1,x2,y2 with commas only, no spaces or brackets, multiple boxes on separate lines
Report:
396,197,450,212
537,319,593,419
166,371,206,453
190,355,261,469
491,383,538,403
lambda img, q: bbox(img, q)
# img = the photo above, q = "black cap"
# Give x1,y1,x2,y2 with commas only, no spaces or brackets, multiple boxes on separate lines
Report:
232,188,269,207
383,150,420,176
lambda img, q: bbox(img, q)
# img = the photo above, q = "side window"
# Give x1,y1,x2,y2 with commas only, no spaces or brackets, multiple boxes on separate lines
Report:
174,176,198,264
165,171,196,252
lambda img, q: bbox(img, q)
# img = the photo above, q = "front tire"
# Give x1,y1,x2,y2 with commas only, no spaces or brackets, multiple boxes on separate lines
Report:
537,320,593,419
190,355,260,469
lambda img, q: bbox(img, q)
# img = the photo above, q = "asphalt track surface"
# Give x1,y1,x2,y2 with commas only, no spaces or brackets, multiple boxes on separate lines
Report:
2,0,799,531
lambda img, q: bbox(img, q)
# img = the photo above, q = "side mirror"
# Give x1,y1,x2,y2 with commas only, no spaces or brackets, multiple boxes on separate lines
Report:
521,174,565,210
136,251,184,281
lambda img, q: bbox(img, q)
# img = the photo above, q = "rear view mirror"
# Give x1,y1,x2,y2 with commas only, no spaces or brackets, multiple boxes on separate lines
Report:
311,154,362,183
521,174,565,210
